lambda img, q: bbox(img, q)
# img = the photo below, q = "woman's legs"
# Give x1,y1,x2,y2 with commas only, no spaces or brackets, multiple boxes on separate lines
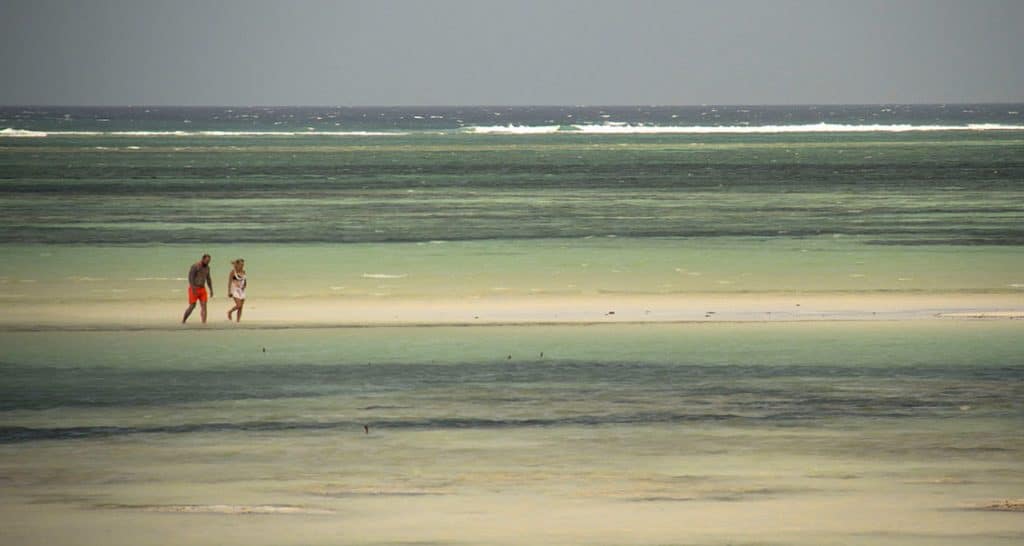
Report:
228,297,241,321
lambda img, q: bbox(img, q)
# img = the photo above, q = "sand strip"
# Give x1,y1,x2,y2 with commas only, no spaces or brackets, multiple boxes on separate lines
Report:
3,293,1021,331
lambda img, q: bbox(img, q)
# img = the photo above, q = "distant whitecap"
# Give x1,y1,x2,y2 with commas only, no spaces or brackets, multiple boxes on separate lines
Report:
0,128,48,137
2,129,409,137
467,125,561,135
569,122,1024,134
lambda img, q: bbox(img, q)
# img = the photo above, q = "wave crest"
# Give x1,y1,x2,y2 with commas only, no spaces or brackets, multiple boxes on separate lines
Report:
0,129,408,138
6,123,1024,139
466,125,562,134
566,122,1024,134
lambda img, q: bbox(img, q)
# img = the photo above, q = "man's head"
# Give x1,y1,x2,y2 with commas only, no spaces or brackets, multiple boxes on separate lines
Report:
201,254,211,266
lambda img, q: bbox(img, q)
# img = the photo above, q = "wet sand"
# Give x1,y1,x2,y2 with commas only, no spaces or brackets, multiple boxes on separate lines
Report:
3,292,1022,330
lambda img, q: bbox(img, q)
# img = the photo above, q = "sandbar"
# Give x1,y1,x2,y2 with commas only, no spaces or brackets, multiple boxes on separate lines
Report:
3,292,1021,331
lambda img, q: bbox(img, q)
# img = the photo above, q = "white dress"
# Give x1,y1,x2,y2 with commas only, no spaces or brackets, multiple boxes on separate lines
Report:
230,271,247,300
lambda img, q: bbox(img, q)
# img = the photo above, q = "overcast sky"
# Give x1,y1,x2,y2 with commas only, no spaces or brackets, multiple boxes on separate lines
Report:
1,0,1022,106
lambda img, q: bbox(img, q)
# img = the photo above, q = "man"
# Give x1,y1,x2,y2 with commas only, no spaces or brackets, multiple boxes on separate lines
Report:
182,254,214,324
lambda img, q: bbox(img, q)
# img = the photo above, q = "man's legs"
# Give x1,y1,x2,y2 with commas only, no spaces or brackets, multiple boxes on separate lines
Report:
199,300,208,323
182,302,197,323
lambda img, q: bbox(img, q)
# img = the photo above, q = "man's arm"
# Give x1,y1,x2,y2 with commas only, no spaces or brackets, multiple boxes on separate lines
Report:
207,268,214,296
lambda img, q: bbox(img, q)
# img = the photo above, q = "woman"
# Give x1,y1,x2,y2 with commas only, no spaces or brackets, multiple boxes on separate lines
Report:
227,258,247,322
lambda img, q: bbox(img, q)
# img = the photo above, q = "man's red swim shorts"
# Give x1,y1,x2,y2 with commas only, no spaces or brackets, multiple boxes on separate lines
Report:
188,285,208,304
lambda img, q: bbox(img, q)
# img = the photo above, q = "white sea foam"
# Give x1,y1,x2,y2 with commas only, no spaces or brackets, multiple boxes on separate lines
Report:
191,130,406,137
7,123,1023,139
361,273,407,279
568,122,1024,134
467,125,562,134
0,128,48,137
0,129,408,138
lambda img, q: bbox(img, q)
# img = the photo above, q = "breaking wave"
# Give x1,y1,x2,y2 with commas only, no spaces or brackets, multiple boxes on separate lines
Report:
0,128,408,138
466,125,563,135
5,123,1024,139
562,123,1024,134
460,123,1024,135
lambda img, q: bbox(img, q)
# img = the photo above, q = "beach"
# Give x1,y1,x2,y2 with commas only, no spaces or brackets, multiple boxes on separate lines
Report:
2,105,1023,545
2,236,1022,330
4,293,1023,331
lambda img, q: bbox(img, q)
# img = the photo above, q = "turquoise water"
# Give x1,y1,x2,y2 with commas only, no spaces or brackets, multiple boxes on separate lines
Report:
1,323,1022,545
1,238,1021,303
3,132,1023,246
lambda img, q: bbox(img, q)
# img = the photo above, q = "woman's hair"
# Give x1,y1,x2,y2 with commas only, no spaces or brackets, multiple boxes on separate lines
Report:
232,258,245,267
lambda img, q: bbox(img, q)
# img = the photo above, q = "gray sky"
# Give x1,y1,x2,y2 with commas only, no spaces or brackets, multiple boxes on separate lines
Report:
2,0,1022,106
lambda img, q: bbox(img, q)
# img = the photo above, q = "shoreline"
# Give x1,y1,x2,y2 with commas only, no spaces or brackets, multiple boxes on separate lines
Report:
4,292,1022,331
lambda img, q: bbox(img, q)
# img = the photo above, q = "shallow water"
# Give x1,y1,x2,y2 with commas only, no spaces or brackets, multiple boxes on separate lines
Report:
1,323,1022,545
2,238,1022,305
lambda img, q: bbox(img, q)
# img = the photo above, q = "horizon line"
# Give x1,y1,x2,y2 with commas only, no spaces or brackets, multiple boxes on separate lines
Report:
3,101,1024,109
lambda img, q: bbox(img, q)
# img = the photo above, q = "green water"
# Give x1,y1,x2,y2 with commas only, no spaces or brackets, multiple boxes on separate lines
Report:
1,322,1023,545
1,238,1021,304
3,133,1023,246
